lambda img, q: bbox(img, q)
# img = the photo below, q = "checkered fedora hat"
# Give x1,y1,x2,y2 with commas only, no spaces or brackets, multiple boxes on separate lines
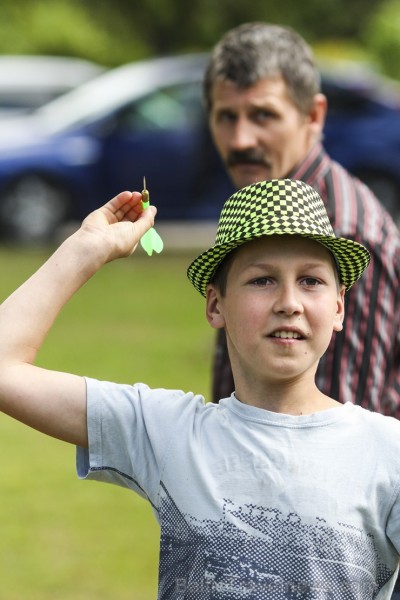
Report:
187,179,370,296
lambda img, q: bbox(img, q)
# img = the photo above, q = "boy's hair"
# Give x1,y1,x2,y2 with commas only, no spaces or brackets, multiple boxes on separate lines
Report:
187,179,370,297
209,249,237,297
203,22,321,115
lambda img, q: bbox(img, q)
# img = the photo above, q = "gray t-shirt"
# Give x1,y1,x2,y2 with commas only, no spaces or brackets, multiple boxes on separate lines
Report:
76,377,400,599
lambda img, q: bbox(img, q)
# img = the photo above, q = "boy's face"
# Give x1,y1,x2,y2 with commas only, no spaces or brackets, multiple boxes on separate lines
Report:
206,235,345,389
208,75,325,191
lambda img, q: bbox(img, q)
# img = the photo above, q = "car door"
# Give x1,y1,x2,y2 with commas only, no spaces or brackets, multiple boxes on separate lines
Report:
98,80,231,220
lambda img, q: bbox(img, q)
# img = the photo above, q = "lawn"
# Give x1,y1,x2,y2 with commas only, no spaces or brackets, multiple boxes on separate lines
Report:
0,244,214,600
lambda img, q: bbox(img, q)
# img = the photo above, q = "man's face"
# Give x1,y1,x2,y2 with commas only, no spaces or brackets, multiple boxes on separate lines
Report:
209,75,320,189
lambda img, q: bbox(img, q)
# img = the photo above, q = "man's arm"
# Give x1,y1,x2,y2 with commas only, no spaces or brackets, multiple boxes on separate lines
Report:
0,191,156,447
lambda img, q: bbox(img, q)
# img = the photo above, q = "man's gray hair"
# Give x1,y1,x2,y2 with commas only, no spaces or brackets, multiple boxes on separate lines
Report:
204,22,321,114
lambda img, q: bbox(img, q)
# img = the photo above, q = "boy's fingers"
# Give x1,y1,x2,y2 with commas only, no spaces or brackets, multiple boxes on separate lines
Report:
116,204,156,239
108,205,157,259
135,205,157,234
103,191,142,222
83,192,147,229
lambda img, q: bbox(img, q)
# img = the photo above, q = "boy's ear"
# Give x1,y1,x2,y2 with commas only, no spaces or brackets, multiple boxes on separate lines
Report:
206,285,226,329
333,285,345,332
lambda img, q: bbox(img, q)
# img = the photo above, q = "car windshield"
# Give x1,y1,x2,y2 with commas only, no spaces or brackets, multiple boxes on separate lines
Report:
36,55,208,135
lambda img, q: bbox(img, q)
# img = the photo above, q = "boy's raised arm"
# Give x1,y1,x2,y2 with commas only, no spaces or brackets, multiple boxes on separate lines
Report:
0,191,156,448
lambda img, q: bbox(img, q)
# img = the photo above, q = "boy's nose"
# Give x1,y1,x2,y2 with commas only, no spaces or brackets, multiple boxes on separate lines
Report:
273,285,304,315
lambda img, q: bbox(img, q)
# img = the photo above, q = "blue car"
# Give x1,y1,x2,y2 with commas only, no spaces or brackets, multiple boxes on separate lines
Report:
321,61,400,218
0,54,235,241
0,54,398,242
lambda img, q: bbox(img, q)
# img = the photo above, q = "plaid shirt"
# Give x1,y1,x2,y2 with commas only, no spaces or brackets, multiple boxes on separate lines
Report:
211,143,400,417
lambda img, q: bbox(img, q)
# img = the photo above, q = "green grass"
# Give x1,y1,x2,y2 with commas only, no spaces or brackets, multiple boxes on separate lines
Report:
0,245,214,599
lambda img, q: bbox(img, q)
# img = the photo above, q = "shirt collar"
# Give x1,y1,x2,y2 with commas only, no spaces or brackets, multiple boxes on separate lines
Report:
287,142,327,183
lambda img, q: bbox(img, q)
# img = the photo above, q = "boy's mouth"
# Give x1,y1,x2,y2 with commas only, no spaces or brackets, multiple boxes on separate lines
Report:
270,330,305,340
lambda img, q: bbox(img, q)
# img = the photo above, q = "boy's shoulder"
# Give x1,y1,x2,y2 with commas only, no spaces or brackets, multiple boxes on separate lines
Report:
352,404,400,425
349,404,400,445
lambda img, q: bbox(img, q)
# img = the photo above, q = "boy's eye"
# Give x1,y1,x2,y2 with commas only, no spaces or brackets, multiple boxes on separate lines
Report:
249,277,272,286
301,277,321,287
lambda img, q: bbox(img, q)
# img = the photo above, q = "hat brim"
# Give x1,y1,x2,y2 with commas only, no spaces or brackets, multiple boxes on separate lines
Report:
187,232,371,297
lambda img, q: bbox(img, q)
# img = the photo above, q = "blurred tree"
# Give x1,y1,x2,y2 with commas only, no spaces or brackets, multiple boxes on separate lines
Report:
0,0,147,65
89,0,383,55
363,0,400,79
0,0,392,74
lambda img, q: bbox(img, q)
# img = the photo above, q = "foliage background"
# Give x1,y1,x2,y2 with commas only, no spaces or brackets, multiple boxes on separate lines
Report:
0,246,212,599
0,0,400,597
0,0,399,78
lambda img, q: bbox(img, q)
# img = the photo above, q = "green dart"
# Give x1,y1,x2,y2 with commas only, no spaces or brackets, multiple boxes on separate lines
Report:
140,176,164,256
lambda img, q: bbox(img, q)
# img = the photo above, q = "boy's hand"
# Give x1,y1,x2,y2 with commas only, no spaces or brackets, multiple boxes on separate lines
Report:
79,191,157,263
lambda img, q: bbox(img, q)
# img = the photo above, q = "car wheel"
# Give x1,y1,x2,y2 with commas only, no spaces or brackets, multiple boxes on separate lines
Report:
0,175,71,243
357,172,400,224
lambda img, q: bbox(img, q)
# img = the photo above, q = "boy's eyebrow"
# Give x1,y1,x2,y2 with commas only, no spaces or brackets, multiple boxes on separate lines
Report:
245,261,332,271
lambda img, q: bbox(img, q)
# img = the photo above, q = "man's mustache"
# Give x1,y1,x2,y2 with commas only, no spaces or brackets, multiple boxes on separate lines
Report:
226,149,270,167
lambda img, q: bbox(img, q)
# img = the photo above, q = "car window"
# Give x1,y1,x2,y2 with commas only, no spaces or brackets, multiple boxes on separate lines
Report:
118,82,204,132
322,82,371,115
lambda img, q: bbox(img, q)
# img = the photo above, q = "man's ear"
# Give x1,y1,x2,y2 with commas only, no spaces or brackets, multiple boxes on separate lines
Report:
307,93,327,138
206,285,226,329
333,285,345,332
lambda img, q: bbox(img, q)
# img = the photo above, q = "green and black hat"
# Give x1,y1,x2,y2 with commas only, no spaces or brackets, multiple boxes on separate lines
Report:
187,179,370,296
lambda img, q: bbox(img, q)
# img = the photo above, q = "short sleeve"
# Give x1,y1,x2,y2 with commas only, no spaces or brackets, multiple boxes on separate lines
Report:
76,377,205,507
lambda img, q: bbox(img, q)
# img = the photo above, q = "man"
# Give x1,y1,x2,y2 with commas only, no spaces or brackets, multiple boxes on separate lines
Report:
203,22,400,417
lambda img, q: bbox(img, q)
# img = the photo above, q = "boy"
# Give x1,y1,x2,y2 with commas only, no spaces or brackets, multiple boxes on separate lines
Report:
0,178,399,599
